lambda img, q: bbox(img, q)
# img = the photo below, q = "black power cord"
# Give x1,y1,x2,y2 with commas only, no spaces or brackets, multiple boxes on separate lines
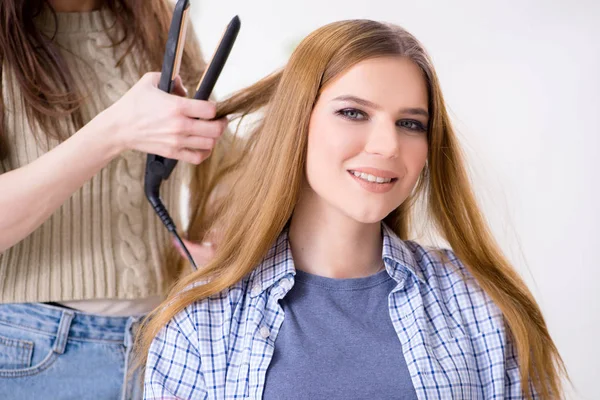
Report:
145,171,198,270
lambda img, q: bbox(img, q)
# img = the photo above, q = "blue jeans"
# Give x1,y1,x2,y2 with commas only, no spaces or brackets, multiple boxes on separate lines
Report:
0,302,144,399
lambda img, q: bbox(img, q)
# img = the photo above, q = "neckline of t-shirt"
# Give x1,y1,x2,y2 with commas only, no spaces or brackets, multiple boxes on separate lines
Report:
293,268,392,291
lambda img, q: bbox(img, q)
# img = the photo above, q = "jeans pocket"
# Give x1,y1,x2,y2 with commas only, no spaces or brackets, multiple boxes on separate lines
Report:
0,308,73,378
0,334,34,370
0,322,59,377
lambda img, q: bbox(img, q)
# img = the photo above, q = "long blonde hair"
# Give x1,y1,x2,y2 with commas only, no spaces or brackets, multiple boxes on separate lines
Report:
137,20,566,398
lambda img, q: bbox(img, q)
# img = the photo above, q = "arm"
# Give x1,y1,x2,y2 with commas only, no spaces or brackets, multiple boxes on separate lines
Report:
0,118,119,252
0,73,226,252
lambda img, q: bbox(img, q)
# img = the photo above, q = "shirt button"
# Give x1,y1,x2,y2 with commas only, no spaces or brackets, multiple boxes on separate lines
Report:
279,278,292,291
251,284,261,296
259,326,270,339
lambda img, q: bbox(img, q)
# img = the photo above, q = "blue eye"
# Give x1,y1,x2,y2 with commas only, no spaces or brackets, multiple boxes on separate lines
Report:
336,108,368,121
397,119,427,132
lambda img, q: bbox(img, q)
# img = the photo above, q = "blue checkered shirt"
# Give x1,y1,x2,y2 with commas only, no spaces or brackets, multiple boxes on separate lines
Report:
144,224,537,399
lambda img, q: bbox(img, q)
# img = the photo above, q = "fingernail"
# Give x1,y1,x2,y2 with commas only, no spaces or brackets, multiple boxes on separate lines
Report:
202,242,213,247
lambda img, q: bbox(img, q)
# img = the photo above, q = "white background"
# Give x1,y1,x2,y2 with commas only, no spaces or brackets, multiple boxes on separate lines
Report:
189,1,599,398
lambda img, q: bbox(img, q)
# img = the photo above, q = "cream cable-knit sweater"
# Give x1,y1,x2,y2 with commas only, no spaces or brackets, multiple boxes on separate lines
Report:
0,9,185,304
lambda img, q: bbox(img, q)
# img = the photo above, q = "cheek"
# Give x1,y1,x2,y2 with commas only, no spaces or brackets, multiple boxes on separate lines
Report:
306,114,363,180
401,138,429,183
411,139,429,170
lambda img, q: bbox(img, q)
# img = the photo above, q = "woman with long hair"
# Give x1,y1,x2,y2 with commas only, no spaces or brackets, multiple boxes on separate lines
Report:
0,0,230,398
141,19,567,399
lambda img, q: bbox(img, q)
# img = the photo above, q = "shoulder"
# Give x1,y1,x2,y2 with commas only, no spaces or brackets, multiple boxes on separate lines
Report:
171,276,252,337
145,277,252,374
404,241,506,337
404,241,476,288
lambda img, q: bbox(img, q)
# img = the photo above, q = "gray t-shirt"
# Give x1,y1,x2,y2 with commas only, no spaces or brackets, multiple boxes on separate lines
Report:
263,268,418,399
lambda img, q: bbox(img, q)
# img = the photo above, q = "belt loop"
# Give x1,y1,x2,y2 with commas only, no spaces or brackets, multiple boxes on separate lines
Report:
123,315,140,348
121,316,142,400
52,309,75,355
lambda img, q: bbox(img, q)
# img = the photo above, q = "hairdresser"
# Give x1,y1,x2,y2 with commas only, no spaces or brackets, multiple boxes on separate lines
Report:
0,0,223,398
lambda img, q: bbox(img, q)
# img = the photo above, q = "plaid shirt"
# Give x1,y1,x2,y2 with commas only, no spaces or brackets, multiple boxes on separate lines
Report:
144,224,537,399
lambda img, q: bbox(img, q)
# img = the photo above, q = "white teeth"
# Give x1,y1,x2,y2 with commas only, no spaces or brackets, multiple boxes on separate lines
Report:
351,171,393,184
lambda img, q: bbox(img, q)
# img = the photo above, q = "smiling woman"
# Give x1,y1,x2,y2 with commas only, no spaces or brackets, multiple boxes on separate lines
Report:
138,19,567,400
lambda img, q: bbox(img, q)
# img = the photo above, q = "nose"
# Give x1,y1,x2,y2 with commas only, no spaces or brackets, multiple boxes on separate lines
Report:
363,118,400,158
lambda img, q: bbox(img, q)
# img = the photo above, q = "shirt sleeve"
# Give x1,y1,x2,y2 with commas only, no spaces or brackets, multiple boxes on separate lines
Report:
143,311,207,400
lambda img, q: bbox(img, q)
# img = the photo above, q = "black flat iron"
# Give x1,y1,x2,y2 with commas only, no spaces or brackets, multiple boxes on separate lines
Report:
144,0,240,270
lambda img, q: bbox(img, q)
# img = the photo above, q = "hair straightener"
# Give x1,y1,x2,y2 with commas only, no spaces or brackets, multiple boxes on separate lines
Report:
144,0,240,270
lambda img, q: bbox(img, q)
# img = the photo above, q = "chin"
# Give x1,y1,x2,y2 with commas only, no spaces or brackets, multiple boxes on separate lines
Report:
343,204,394,225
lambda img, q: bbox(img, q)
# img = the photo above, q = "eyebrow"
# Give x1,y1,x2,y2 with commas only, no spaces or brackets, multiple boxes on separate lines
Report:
332,95,429,119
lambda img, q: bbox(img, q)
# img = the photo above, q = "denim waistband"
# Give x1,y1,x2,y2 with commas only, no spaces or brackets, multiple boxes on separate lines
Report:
0,302,145,343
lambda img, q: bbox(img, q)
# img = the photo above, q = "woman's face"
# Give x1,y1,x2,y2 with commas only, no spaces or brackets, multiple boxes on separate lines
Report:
304,56,429,224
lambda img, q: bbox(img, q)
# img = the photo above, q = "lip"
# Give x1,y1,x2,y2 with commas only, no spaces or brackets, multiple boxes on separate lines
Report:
347,170,397,193
347,167,398,179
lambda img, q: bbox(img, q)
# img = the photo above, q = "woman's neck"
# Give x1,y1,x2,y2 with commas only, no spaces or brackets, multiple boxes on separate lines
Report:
289,190,384,279
48,0,103,12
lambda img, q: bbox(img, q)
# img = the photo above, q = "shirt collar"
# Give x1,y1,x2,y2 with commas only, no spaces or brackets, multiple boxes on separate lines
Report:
380,223,426,284
248,223,425,297
248,229,297,298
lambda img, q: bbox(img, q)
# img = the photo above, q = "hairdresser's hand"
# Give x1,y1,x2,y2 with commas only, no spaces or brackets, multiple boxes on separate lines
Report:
174,238,216,268
96,72,227,165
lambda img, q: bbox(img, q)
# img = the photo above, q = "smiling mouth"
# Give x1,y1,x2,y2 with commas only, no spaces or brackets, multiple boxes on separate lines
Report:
348,170,398,184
